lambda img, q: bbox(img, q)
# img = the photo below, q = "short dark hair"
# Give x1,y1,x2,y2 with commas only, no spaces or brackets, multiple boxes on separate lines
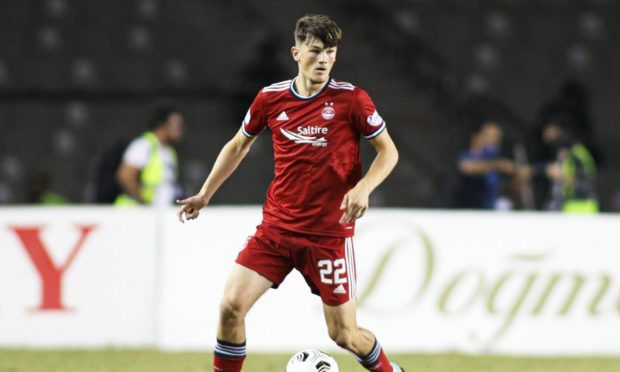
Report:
150,105,181,129
294,14,342,47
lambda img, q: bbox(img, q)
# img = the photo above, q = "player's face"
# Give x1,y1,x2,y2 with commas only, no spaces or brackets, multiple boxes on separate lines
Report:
292,38,337,84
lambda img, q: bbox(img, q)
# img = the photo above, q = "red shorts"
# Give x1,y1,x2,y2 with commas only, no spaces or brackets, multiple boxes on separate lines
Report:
236,224,357,306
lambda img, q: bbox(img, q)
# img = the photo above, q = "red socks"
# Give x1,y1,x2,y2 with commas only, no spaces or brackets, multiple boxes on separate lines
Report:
213,338,394,372
213,339,246,372
355,339,394,372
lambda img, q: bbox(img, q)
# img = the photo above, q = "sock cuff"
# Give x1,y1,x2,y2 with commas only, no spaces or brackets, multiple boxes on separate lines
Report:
215,338,247,358
355,339,381,365
216,338,246,347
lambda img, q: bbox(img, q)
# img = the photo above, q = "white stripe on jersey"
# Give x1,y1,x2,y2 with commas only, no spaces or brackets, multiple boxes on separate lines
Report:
263,82,289,87
328,82,355,91
241,124,256,138
330,80,354,86
330,85,354,89
330,80,354,87
364,122,387,139
265,79,292,88
262,86,289,92
241,121,266,138
262,80,292,92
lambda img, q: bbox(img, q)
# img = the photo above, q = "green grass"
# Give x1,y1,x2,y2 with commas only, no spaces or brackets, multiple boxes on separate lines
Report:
1,349,619,372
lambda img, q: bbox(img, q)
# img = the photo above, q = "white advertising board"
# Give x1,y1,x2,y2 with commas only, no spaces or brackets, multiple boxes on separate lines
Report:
159,208,620,355
0,207,158,347
1,206,619,355
352,211,620,355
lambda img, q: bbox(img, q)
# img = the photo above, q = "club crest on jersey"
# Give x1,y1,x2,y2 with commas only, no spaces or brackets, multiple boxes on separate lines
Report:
322,102,336,120
280,126,328,147
367,110,383,127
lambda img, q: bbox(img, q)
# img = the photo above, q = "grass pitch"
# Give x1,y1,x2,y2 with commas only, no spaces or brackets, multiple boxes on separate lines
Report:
1,349,619,372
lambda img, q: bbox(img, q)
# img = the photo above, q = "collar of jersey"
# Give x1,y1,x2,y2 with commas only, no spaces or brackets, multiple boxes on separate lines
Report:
289,77,332,100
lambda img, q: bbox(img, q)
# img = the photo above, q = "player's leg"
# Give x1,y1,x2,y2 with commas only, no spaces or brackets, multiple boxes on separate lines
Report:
322,299,373,354
214,263,273,372
218,263,273,341
215,225,294,372
299,235,402,371
323,301,403,372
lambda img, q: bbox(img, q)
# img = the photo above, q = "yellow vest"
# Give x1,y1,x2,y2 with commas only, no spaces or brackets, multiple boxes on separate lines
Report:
561,144,598,214
115,132,177,206
40,191,68,205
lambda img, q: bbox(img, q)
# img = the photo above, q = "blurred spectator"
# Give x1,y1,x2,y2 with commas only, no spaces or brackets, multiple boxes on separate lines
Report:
522,122,598,213
455,121,516,209
536,80,602,165
115,106,184,206
94,138,131,203
27,171,68,205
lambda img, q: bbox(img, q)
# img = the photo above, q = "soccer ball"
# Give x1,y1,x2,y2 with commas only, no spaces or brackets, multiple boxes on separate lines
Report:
286,349,339,372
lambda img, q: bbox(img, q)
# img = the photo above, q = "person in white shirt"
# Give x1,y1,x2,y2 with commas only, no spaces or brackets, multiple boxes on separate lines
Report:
116,106,184,206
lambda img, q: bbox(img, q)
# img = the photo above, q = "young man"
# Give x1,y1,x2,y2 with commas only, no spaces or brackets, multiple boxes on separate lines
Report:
177,14,401,372
457,121,516,209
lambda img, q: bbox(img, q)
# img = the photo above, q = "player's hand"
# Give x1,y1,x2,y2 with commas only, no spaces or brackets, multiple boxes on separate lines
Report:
176,194,209,223
339,184,370,224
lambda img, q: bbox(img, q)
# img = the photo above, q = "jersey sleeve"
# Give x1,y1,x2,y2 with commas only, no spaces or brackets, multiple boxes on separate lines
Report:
350,88,387,140
240,91,267,137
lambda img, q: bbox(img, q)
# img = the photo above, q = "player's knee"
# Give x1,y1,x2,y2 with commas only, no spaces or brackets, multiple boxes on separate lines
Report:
219,296,245,324
328,326,356,351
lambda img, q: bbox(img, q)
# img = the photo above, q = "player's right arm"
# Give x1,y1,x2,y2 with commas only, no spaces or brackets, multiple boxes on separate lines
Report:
176,129,256,223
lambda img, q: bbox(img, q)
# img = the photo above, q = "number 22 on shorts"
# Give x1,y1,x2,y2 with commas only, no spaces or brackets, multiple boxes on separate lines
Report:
318,258,347,284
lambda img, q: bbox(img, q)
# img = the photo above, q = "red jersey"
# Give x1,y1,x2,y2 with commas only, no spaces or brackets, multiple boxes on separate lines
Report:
241,77,386,237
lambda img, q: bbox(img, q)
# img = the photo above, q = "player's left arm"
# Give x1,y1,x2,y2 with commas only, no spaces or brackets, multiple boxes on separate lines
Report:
339,129,398,224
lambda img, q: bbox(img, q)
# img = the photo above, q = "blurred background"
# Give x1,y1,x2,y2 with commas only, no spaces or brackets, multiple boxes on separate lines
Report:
0,0,618,210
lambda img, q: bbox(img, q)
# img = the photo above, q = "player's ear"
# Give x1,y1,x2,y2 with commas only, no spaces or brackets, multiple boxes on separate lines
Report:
291,46,299,62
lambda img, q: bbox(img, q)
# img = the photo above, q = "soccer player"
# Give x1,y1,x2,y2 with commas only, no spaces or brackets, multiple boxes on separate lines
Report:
177,14,402,372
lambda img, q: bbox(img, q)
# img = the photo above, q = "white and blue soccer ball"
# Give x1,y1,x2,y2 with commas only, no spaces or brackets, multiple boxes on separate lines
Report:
286,349,339,372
